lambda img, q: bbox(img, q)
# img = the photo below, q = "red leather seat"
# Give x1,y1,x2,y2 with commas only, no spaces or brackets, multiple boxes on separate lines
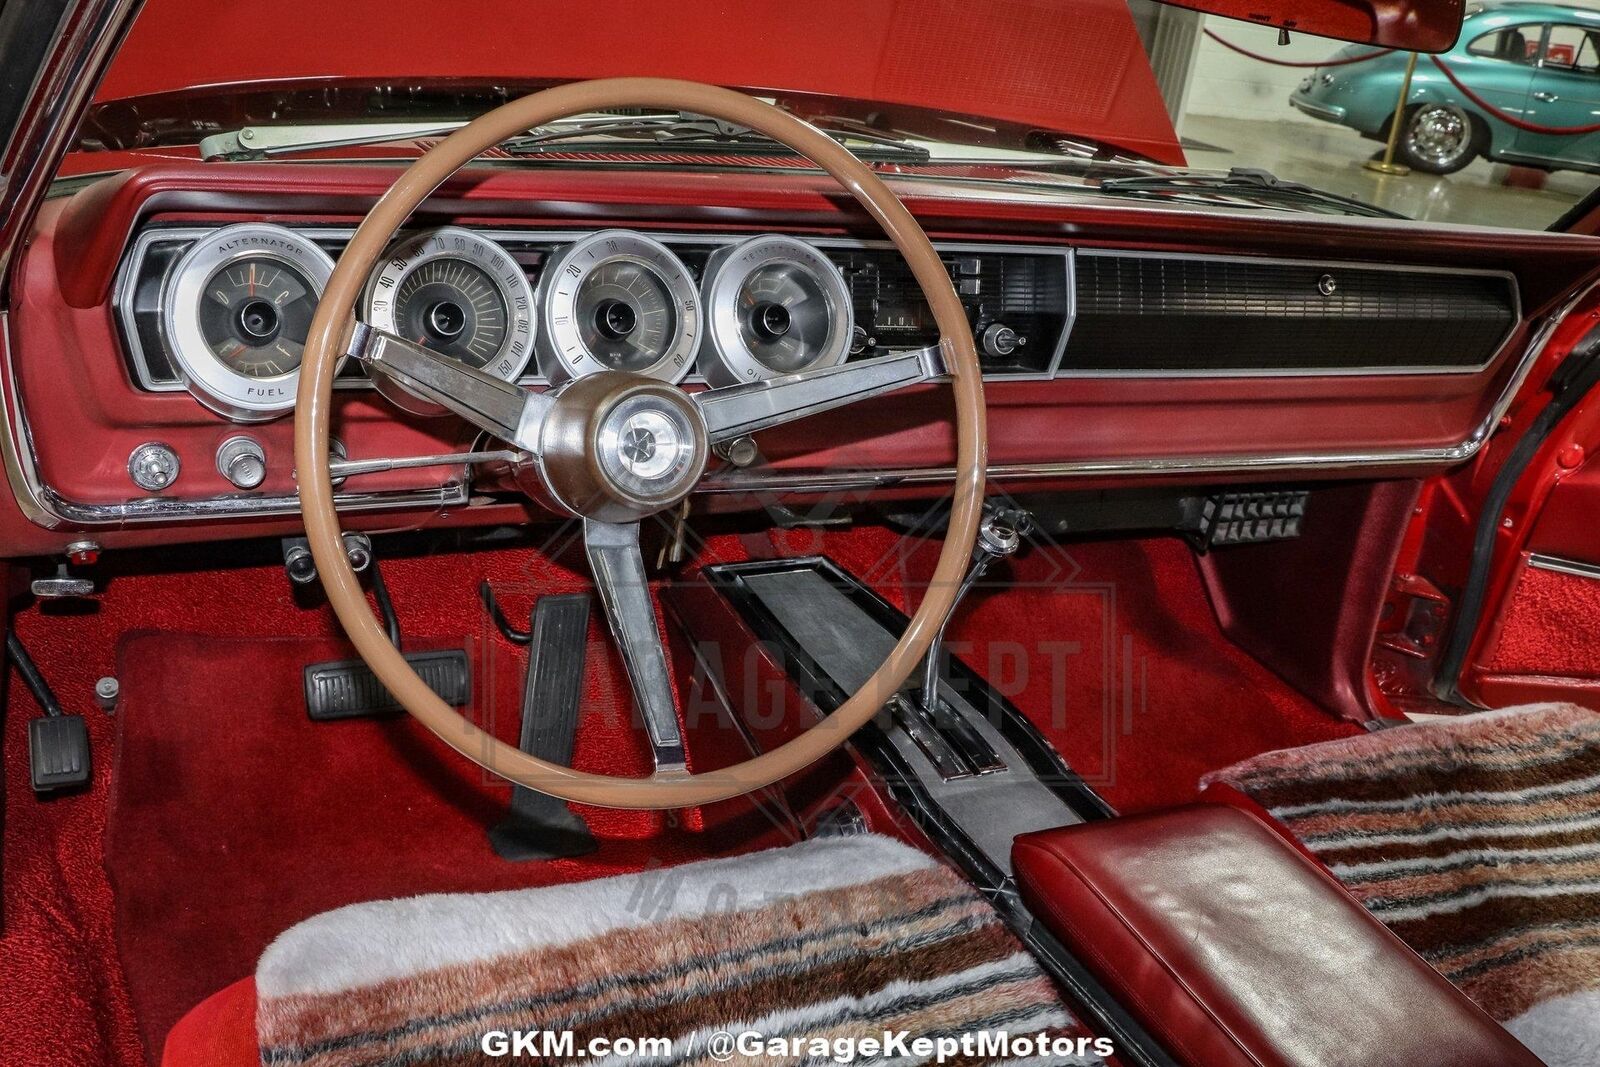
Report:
161,977,256,1067
1012,805,1544,1067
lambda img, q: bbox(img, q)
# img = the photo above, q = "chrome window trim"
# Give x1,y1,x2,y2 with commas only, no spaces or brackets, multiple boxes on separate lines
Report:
1056,248,1524,379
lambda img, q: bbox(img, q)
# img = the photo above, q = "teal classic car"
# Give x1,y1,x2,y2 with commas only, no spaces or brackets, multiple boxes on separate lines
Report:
1291,2,1600,173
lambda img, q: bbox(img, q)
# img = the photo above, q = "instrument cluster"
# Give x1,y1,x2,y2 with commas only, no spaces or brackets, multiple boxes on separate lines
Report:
118,224,1072,424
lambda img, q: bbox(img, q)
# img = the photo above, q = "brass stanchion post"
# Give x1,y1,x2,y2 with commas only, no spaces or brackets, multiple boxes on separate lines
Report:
1365,51,1419,175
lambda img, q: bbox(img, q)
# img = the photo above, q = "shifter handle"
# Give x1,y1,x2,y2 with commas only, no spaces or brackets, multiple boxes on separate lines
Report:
919,503,1029,715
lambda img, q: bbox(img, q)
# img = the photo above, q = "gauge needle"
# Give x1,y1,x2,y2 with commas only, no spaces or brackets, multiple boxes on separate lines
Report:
248,264,256,296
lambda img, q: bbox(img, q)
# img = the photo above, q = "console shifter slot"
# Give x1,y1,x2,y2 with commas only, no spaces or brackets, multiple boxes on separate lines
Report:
890,693,1007,781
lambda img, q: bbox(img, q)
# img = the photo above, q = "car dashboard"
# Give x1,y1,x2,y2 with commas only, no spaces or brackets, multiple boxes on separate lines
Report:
3,159,1596,554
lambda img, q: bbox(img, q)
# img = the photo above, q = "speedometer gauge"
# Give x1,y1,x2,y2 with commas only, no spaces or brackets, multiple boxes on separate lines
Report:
536,230,700,385
699,235,853,386
362,227,535,416
160,223,335,421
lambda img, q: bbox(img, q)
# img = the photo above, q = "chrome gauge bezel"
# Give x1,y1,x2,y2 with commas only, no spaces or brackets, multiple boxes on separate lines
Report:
159,223,337,422
536,230,701,385
699,234,853,386
361,227,536,415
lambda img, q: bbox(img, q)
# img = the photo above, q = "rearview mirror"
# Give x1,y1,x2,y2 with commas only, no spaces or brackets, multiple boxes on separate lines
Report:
1153,0,1464,52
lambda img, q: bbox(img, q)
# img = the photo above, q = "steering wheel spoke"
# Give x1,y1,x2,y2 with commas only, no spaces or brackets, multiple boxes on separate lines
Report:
582,519,689,776
695,343,947,444
347,323,551,452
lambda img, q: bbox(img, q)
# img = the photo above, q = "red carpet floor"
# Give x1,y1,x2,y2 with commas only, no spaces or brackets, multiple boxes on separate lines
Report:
2,525,1355,1065
808,529,1362,815
1,534,764,1066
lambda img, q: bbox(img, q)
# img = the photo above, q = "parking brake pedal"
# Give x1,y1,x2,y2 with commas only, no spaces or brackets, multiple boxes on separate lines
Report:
489,593,597,861
9,631,91,794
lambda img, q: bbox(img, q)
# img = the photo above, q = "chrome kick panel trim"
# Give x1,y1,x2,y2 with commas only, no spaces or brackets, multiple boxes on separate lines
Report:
1528,554,1600,582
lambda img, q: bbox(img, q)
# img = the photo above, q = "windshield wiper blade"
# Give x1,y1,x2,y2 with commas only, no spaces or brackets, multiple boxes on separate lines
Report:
1098,166,1402,219
198,111,929,164
498,113,930,162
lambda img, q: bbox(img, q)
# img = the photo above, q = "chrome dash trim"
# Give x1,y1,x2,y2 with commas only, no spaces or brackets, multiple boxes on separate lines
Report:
695,447,1456,494
1,309,471,528
33,483,468,525
692,283,1589,496
4,278,1588,528
1529,554,1600,582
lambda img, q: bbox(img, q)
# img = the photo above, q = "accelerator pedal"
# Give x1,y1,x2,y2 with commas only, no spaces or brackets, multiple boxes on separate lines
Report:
489,593,597,861
303,649,470,721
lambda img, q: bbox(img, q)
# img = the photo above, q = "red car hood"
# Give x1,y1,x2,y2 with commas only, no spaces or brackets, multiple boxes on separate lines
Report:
88,0,1183,165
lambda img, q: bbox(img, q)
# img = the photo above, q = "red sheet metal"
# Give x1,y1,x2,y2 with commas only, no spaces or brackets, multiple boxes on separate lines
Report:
91,0,1184,164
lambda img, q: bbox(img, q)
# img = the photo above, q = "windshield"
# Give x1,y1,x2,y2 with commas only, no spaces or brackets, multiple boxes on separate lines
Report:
73,0,1600,230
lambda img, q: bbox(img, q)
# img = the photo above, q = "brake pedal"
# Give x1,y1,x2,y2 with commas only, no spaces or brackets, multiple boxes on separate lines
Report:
489,593,597,861
303,649,470,721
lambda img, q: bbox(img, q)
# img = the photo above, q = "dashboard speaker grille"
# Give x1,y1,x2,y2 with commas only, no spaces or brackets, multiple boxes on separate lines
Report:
1063,253,1518,374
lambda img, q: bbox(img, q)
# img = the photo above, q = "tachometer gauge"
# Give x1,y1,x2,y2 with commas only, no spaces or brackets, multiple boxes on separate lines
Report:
160,223,335,421
362,227,535,416
536,230,700,385
699,235,853,386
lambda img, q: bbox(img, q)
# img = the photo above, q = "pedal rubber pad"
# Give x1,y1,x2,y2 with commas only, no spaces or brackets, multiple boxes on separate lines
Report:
29,714,91,792
303,649,470,721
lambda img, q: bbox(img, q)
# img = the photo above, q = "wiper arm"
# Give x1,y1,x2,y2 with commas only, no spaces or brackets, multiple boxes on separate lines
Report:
198,111,929,164
1098,166,1402,219
200,120,471,161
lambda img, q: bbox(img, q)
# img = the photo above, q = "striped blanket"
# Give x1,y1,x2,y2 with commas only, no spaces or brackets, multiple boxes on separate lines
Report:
1204,702,1600,1067
255,834,1103,1066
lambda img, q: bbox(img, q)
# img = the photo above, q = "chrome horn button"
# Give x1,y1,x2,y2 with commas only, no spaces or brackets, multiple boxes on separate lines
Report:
595,395,699,500
534,372,709,523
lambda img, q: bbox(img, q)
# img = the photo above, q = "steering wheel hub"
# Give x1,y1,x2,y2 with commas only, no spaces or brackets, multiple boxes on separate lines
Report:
536,371,708,522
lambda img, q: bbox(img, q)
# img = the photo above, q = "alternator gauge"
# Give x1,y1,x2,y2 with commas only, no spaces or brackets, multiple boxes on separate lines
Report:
160,223,336,421
362,227,536,416
536,230,700,385
699,235,853,386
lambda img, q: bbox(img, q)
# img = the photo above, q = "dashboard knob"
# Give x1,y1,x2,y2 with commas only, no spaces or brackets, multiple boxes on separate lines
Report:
982,323,1020,359
128,442,180,492
215,435,266,490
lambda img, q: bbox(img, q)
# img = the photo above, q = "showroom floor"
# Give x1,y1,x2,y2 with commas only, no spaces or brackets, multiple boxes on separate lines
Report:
1180,114,1600,230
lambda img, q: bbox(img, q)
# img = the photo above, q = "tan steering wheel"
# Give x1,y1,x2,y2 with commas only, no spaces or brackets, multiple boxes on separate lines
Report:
295,78,986,810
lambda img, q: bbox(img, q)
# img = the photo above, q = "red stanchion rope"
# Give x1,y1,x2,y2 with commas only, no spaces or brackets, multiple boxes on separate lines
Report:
1202,29,1393,67
1426,54,1600,135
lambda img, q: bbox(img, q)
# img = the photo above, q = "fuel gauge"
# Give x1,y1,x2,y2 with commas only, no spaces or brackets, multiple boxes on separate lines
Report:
161,223,336,422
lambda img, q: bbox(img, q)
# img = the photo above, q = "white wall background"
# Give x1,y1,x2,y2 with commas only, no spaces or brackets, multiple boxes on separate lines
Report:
1184,19,1351,126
